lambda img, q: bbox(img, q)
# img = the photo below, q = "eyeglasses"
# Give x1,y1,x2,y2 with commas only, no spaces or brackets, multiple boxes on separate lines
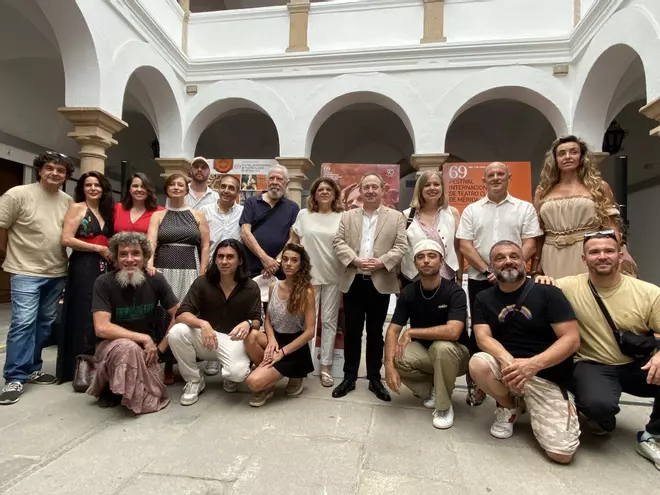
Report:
584,229,617,242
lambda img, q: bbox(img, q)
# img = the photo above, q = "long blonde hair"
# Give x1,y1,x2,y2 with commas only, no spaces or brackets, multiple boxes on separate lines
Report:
410,171,449,210
536,135,615,228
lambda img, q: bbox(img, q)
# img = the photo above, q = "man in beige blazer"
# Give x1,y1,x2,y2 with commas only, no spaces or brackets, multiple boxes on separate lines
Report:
332,172,408,401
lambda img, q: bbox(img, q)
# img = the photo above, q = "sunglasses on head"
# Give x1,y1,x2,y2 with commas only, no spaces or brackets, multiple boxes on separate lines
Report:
45,150,67,158
583,229,617,242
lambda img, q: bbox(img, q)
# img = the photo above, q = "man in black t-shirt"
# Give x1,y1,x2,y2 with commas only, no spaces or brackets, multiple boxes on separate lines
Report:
469,240,581,464
89,232,178,414
169,239,262,407
384,240,469,430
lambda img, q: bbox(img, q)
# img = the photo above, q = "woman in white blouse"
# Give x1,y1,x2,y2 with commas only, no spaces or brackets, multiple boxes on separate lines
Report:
401,171,463,285
291,178,344,387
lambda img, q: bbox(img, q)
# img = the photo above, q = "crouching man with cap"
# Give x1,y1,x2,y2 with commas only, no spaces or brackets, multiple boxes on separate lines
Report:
385,239,470,429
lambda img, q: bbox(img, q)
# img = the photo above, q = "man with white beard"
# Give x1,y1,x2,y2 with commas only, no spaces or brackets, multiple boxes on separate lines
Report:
87,232,178,414
468,240,581,464
240,165,300,278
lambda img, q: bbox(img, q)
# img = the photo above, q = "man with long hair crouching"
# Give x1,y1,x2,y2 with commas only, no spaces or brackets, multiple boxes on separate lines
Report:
168,239,262,406
89,232,178,414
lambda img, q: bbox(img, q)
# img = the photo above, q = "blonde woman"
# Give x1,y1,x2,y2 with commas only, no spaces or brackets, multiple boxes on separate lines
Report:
532,135,636,279
401,171,463,285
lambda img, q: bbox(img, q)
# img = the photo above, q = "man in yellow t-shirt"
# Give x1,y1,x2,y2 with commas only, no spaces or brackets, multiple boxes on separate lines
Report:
0,152,73,406
538,230,660,471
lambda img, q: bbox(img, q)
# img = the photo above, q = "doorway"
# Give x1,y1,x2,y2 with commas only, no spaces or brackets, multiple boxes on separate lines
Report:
0,158,25,303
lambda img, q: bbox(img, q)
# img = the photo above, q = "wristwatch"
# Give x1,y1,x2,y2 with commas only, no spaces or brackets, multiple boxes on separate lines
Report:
246,320,253,331
482,267,494,277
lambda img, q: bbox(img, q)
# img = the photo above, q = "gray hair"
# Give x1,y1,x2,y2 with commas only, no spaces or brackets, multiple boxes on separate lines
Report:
267,165,289,182
109,232,153,264
489,240,521,262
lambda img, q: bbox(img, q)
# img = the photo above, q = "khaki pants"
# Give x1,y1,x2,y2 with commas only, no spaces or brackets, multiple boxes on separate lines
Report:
395,340,470,410
168,323,251,384
472,352,580,456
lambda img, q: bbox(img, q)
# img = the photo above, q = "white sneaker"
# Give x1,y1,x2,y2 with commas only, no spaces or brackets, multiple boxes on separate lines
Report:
490,406,521,439
423,389,436,409
223,379,239,393
204,360,220,376
432,406,454,429
180,377,205,406
637,432,660,470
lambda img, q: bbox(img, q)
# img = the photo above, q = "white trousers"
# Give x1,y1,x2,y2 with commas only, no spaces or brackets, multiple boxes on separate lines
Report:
168,323,251,383
314,284,341,366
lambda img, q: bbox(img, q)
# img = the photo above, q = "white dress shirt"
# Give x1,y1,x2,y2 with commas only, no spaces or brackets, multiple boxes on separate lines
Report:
456,193,542,280
200,202,244,258
358,206,381,272
185,187,220,210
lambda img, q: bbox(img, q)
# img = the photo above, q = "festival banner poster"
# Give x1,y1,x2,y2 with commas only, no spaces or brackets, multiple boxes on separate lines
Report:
443,162,533,215
313,163,400,377
208,158,278,205
321,163,401,210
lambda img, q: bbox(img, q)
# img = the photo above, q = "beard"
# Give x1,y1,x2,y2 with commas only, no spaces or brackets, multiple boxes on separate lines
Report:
116,268,146,288
495,267,525,283
267,187,284,200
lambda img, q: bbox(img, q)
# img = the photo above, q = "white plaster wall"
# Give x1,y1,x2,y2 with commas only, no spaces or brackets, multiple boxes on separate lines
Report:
441,0,573,41
138,0,184,48
581,0,597,18
188,7,289,57
0,59,77,157
308,0,423,51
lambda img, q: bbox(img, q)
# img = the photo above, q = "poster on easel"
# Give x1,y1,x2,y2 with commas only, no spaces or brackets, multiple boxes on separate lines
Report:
315,163,401,378
207,158,278,205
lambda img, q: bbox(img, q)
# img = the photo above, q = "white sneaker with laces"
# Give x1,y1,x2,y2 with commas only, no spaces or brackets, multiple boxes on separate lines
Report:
204,360,220,376
180,377,205,406
490,406,521,439
223,380,239,393
432,406,454,429
637,432,660,470
423,389,436,409
0,381,24,405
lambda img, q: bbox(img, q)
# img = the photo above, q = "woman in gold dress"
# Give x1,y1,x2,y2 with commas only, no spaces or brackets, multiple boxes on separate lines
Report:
531,135,636,278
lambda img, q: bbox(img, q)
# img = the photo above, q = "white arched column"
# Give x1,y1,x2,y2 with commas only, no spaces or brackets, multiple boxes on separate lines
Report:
572,5,660,149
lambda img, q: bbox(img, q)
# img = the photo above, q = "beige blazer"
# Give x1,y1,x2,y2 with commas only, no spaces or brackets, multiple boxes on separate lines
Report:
333,206,408,294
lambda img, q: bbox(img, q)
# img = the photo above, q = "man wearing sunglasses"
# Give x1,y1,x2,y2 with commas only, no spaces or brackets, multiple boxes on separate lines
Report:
537,230,660,470
0,151,74,405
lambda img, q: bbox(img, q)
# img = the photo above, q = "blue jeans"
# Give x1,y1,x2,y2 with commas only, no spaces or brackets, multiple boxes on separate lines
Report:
3,274,65,383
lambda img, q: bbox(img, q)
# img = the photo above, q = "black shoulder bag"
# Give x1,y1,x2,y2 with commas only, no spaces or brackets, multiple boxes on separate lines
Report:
510,278,535,318
250,200,282,234
406,207,416,230
588,280,658,359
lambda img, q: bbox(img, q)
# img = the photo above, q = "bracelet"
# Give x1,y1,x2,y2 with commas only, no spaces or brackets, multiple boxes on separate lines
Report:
281,348,287,356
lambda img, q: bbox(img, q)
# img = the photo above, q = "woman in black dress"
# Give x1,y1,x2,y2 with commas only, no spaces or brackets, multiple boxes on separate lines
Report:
58,171,114,385
244,243,315,407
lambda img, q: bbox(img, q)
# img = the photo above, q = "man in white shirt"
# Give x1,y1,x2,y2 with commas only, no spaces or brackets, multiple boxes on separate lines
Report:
456,162,542,406
200,174,243,259
185,157,219,210
332,173,408,401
